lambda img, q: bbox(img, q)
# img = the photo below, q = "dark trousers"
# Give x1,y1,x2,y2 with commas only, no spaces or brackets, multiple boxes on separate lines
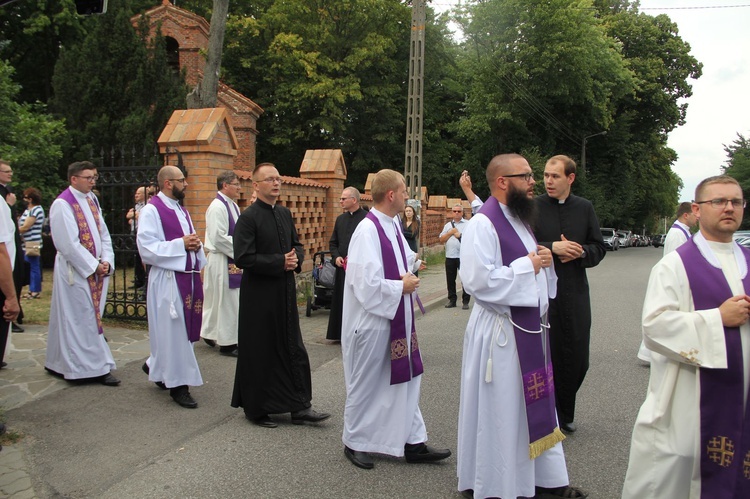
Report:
445,257,470,305
0,292,9,363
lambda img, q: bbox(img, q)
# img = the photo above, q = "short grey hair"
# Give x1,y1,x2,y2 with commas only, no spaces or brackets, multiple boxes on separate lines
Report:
344,186,361,203
217,170,238,190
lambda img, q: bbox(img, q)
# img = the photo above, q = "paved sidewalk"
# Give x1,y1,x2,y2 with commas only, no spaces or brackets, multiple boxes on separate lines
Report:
0,265,456,498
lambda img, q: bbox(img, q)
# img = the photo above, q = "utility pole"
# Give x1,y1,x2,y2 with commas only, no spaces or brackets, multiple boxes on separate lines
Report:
404,0,426,202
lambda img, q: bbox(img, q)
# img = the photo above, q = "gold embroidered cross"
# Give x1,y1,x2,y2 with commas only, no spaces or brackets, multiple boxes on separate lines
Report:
526,372,546,401
707,436,734,467
679,348,700,365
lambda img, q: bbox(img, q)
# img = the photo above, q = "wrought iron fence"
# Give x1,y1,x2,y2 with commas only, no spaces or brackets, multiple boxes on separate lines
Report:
90,146,165,320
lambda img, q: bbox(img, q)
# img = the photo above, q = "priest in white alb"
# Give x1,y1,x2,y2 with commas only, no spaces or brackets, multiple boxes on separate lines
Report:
623,175,750,499
137,165,206,409
199,170,242,357
341,169,451,470
45,161,119,386
457,154,586,499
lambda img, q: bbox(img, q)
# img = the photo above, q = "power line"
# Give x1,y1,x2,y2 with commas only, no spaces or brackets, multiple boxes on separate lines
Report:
640,4,750,9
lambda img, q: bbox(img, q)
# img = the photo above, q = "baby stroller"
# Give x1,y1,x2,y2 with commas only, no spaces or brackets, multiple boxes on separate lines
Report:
306,251,336,317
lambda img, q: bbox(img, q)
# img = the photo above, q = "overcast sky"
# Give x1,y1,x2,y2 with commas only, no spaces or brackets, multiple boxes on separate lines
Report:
430,0,750,202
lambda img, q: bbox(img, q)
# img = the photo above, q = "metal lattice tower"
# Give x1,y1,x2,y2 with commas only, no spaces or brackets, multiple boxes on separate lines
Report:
404,0,426,202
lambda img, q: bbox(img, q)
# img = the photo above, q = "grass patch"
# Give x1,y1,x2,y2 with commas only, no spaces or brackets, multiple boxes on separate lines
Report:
0,409,25,445
20,268,147,329
421,247,446,268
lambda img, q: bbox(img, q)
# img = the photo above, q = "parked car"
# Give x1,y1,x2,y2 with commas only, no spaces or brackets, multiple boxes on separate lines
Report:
617,230,631,248
600,228,619,251
735,236,750,249
651,234,666,248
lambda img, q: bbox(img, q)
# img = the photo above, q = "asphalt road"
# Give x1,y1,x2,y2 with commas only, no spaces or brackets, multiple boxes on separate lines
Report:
9,247,662,498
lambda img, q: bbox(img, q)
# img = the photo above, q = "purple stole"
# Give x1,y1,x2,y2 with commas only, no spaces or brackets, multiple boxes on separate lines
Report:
214,194,243,289
672,223,691,240
57,188,105,335
478,199,564,459
149,195,203,343
366,211,424,384
677,237,750,498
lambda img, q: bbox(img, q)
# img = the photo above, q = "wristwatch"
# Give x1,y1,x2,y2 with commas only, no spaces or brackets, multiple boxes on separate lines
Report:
580,250,587,259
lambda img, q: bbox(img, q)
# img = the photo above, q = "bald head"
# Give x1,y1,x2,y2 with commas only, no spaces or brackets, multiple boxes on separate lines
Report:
157,165,182,189
486,154,526,186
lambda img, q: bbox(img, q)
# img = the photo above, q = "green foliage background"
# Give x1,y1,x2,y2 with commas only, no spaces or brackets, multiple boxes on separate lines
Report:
0,0,725,233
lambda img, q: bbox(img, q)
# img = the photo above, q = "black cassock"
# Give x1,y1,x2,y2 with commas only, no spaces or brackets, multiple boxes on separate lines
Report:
534,193,606,425
326,207,367,341
231,199,312,418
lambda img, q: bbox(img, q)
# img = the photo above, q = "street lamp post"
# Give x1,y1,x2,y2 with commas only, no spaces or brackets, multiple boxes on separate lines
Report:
581,131,607,174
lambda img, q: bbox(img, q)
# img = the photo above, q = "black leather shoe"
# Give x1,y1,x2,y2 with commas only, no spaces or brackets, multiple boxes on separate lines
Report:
460,490,474,499
0,361,6,369
100,373,121,386
203,338,216,348
560,421,577,433
535,485,588,498
0,423,6,435
462,303,470,310
141,362,167,390
404,442,452,463
170,387,197,408
219,346,238,357
291,407,331,425
250,415,277,428
344,446,374,470
444,302,456,308
11,323,23,333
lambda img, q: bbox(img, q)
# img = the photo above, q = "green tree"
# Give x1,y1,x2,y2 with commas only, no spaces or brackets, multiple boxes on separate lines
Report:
50,0,187,159
0,60,67,204
0,0,86,104
220,0,413,186
723,132,750,228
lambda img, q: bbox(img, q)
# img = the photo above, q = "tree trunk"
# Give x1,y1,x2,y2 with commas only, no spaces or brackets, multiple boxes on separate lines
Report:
186,0,229,109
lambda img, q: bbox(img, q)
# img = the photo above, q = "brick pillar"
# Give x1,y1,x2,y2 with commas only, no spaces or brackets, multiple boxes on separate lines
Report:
157,107,239,240
299,150,348,252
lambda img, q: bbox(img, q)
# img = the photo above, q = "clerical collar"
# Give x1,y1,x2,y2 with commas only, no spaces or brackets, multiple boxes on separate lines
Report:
157,191,181,207
70,186,92,198
254,198,276,209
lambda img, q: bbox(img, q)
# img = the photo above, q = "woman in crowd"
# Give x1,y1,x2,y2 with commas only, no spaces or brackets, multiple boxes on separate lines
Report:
401,204,420,253
18,187,44,299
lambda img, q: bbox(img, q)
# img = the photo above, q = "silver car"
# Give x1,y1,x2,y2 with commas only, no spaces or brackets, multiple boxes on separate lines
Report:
600,228,619,251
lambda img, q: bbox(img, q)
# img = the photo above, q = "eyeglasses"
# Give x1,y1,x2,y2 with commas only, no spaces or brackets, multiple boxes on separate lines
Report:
695,198,746,209
228,182,241,187
340,196,352,201
257,177,284,184
0,170,12,174
452,209,463,213
75,175,99,182
169,178,186,184
502,172,534,182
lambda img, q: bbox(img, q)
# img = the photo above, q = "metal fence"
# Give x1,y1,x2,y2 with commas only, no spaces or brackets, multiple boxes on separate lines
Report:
90,146,168,320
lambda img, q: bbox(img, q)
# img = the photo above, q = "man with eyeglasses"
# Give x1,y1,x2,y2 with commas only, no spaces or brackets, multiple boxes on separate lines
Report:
439,204,471,309
199,171,242,357
45,161,120,386
326,186,367,342
0,159,20,371
0,160,25,333
138,165,206,408
533,155,606,435
458,154,586,499
231,162,330,428
623,175,750,498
